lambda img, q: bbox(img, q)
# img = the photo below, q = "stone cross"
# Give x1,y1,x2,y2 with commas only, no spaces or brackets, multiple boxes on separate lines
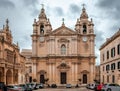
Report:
62,18,64,24
82,3,86,8
41,4,44,8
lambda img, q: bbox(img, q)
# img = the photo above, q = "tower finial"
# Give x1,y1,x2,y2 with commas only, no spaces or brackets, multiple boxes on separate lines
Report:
80,4,88,19
3,25,5,29
6,19,9,26
5,18,9,29
82,3,86,9
39,4,47,19
17,41,19,47
41,4,44,9
62,18,65,26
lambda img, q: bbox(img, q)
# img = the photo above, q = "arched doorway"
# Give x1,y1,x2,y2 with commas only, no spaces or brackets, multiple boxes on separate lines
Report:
39,70,46,84
40,75,45,84
60,72,66,84
6,70,12,85
0,71,2,82
57,62,70,84
83,74,87,84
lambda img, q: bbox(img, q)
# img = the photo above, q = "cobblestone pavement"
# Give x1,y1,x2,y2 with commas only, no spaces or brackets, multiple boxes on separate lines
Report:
34,87,93,91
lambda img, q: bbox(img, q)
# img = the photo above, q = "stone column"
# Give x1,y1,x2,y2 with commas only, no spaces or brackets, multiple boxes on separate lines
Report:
32,59,37,80
90,62,94,83
49,64,51,83
18,69,21,84
52,64,55,82
72,64,74,82
75,63,78,83
90,38,94,55
32,40,37,56
4,68,6,85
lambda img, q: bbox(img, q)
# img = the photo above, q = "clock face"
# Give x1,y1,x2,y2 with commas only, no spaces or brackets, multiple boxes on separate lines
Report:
82,36,87,42
40,36,44,42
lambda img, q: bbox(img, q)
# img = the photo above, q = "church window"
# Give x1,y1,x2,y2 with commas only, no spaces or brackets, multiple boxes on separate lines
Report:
117,44,120,55
40,24,44,34
112,75,115,83
111,47,115,57
61,44,66,55
83,24,87,34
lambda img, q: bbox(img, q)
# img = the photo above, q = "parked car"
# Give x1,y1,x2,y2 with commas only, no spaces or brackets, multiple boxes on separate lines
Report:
19,84,32,91
26,83,34,90
66,84,72,88
36,83,44,89
86,83,96,90
51,84,57,88
94,83,103,91
101,83,120,91
7,85,24,91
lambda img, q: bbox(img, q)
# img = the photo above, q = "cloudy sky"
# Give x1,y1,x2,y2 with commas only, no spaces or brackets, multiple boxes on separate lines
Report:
0,0,120,65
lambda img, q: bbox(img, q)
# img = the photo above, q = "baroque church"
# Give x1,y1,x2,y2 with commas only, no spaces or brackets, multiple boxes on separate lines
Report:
31,6,96,85
0,19,25,85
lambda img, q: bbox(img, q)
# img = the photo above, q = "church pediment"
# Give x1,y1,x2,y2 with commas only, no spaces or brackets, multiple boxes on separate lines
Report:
51,26,76,35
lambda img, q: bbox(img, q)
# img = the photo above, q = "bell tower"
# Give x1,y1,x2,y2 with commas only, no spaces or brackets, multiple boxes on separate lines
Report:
75,5,96,83
31,5,52,57
75,5,94,35
75,5,95,56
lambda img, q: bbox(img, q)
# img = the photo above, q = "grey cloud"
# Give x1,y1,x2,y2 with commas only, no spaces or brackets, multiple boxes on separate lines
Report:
53,7,64,16
95,30,104,42
0,0,15,8
22,0,40,17
16,33,32,50
97,0,119,9
95,30,104,48
96,0,120,19
67,4,80,19
31,9,39,17
22,0,39,7
69,4,80,15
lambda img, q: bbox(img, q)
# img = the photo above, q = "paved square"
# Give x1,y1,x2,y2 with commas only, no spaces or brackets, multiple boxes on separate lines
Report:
34,87,92,91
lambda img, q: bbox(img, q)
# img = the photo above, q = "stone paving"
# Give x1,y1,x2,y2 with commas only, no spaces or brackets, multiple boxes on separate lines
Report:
34,87,93,91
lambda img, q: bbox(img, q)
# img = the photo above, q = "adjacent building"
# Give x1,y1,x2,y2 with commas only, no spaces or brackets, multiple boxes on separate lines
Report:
31,6,96,85
100,29,120,84
95,65,100,83
21,49,32,83
0,19,26,85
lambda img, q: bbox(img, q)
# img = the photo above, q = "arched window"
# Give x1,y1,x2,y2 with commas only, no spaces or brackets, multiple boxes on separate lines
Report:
61,44,66,55
83,24,87,34
40,24,44,34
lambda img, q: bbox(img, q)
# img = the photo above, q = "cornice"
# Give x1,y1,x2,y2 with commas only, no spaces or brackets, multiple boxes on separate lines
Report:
100,30,120,50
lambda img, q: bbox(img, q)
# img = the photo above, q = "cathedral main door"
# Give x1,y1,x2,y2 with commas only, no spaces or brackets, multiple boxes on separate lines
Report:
40,75,45,84
60,72,66,84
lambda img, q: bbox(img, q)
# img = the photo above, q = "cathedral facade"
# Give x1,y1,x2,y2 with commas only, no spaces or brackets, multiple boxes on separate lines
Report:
31,6,96,85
